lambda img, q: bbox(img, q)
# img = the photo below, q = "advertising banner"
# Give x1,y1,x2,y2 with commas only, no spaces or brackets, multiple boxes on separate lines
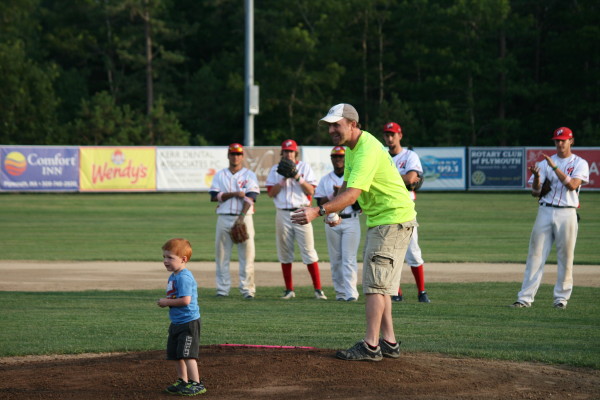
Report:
468,147,525,189
0,146,79,191
301,146,335,183
156,146,282,191
413,147,466,190
242,147,281,188
80,147,156,191
526,147,600,190
156,147,228,191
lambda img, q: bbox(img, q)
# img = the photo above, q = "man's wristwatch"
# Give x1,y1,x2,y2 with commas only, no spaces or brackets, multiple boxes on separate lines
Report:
318,205,327,216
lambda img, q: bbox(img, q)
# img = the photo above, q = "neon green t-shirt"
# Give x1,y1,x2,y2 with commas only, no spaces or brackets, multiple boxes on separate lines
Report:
344,131,416,227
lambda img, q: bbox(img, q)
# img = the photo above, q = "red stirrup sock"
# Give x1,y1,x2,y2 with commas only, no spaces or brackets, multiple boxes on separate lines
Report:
281,263,293,291
306,262,322,290
397,287,404,296
411,265,425,292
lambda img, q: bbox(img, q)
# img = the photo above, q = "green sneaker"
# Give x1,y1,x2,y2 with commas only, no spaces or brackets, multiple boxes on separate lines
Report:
165,378,187,394
178,380,207,396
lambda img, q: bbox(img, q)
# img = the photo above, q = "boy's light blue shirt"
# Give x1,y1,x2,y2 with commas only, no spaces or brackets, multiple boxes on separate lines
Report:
166,268,200,324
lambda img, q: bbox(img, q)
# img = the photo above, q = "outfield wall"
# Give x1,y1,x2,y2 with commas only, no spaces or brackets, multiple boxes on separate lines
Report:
1,145,598,192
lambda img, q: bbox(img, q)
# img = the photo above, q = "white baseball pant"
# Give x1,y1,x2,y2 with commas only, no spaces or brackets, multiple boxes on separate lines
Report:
325,215,361,300
215,214,256,297
275,209,319,264
405,226,424,267
517,206,578,305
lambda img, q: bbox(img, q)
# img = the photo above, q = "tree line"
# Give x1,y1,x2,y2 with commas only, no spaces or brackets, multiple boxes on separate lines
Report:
1,0,598,148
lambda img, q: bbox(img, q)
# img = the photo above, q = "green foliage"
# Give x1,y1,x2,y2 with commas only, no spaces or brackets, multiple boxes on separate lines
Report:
2,0,599,146
0,41,60,144
1,284,599,369
0,192,598,264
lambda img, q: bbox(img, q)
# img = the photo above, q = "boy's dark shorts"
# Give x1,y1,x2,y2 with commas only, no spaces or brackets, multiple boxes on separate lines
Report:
166,318,201,360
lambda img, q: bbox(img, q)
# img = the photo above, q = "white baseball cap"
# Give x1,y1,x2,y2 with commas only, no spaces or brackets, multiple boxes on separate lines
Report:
319,103,359,125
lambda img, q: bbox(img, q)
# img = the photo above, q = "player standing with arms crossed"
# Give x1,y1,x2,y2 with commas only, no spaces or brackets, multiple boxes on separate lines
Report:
265,139,326,300
209,143,260,299
314,146,361,302
293,104,417,361
511,127,589,309
383,122,430,303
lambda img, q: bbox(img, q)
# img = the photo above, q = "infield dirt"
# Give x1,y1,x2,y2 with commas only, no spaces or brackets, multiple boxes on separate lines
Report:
1,261,599,399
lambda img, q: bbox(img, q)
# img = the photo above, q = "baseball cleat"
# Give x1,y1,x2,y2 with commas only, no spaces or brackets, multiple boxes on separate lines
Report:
314,289,327,300
510,301,530,308
418,291,430,303
243,294,254,300
346,297,357,302
391,295,403,302
378,338,401,358
336,340,383,362
553,302,567,309
281,290,296,299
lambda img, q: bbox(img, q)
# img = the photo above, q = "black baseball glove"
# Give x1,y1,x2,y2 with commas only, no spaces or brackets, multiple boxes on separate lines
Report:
538,179,551,199
277,158,298,178
406,174,424,192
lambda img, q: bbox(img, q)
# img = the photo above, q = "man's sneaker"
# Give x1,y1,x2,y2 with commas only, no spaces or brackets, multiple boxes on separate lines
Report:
243,294,254,299
281,290,295,299
418,291,431,303
378,338,401,359
178,380,207,396
510,301,530,308
165,378,187,394
346,297,357,302
391,295,403,302
314,289,327,300
336,340,383,362
554,302,567,309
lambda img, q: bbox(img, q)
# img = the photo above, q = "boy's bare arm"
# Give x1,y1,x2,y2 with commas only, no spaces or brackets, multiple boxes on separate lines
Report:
157,296,191,308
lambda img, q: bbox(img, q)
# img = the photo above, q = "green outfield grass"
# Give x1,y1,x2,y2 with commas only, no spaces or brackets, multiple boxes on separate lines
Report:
1,283,599,369
1,192,599,368
0,191,598,263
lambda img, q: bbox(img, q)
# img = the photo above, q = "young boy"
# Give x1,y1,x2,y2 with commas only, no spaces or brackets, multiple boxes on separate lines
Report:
157,238,206,396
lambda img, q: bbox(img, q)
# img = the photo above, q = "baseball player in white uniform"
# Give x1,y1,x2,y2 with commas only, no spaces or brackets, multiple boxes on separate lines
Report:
209,143,260,299
314,146,361,301
265,139,326,300
511,127,589,309
383,122,430,303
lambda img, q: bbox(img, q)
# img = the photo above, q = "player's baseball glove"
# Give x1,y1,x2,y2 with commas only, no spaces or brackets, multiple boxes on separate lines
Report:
539,179,551,198
277,158,298,178
406,175,424,192
230,221,249,244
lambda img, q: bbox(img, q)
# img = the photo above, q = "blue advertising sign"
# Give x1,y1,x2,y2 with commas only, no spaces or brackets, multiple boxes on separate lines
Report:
469,147,525,189
413,148,466,190
0,146,79,191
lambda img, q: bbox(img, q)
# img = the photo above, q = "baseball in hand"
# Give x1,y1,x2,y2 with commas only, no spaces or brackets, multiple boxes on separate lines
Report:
326,213,340,223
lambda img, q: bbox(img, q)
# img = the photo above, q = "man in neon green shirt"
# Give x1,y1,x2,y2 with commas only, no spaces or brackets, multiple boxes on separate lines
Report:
292,103,417,361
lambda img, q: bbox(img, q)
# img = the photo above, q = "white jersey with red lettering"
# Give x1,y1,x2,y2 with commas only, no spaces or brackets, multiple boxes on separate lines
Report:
210,167,259,215
531,154,589,207
391,149,423,201
265,160,317,209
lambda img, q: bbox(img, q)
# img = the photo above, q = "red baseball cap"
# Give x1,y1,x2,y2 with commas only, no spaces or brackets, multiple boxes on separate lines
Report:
552,127,573,140
330,146,345,156
281,139,298,151
383,122,402,134
228,143,244,154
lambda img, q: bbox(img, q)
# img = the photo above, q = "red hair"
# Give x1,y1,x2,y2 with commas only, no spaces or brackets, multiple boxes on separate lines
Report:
162,238,192,261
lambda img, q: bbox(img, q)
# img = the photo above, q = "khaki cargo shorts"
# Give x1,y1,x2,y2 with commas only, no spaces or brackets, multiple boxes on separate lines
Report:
362,220,417,295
